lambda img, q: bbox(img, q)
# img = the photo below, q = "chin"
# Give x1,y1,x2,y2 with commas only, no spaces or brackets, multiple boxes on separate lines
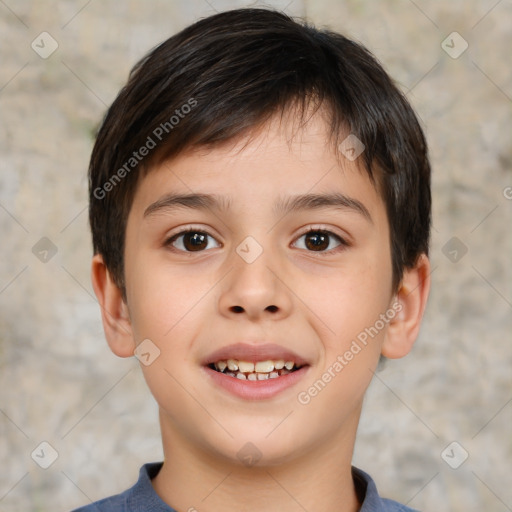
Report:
202,424,310,469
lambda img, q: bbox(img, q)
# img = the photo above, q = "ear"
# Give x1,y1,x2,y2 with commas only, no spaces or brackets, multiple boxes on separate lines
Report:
381,254,431,359
91,254,135,358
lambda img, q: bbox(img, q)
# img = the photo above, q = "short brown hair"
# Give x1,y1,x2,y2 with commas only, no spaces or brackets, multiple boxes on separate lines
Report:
89,8,431,295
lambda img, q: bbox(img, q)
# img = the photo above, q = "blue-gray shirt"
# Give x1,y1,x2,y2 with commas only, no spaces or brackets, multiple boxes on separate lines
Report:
72,462,418,511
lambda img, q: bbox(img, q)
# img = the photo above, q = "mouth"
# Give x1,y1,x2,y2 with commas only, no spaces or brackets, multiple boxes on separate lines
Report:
202,343,310,400
207,358,305,381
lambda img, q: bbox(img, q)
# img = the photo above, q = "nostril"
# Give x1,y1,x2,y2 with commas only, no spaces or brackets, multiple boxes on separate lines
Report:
229,305,278,313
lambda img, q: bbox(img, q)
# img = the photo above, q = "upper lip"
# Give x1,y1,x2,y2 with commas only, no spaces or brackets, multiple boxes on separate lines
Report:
203,343,309,367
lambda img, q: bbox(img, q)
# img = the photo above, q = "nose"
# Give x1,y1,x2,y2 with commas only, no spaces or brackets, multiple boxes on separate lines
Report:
218,246,292,322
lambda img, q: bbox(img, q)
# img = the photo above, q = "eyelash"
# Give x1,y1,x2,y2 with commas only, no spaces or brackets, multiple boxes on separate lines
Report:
164,225,349,256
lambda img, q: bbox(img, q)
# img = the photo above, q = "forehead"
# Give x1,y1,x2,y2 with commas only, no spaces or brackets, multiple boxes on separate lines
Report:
131,111,386,225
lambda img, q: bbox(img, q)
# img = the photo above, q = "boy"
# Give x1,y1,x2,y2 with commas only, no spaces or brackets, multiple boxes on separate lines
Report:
77,7,431,512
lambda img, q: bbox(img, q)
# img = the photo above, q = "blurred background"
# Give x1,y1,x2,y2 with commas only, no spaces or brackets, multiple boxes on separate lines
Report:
1,1,511,511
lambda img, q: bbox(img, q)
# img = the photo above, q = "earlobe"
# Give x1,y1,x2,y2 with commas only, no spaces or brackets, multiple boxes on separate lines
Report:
381,254,431,359
91,254,135,358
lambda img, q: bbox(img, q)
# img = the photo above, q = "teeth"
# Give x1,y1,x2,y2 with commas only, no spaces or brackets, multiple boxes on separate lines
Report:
216,358,294,371
227,359,238,371
216,360,227,372
224,369,293,380
255,360,274,373
212,358,301,380
237,361,255,373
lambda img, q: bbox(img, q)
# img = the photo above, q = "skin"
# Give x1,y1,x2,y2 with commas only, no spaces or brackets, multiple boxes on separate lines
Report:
92,109,430,512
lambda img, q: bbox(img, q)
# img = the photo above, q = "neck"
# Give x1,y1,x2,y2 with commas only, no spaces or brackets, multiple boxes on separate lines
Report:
152,410,361,512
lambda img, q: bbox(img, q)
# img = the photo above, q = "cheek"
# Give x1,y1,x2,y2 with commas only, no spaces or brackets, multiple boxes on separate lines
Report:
126,273,164,340
125,265,206,412
125,260,184,342
296,257,391,341
126,256,218,351
296,274,389,415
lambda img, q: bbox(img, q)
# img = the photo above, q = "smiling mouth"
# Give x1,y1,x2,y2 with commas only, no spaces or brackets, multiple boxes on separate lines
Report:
208,358,305,381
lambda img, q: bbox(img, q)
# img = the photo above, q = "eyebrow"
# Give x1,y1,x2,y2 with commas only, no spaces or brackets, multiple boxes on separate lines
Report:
143,192,372,223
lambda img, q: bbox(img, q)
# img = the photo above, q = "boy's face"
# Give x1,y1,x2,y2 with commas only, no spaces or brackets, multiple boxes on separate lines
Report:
118,111,402,465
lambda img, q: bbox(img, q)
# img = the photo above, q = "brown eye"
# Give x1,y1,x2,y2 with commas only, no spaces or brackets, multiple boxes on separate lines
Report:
293,229,346,254
182,232,207,251
166,230,220,252
304,232,329,251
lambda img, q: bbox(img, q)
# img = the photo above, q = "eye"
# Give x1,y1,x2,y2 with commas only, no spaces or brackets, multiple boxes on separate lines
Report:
165,229,221,253
292,228,348,255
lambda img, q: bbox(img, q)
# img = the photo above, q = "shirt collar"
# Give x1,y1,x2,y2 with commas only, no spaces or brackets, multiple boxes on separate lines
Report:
125,462,413,511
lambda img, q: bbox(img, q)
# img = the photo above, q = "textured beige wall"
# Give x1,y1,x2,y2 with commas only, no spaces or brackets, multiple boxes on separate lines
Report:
1,1,511,511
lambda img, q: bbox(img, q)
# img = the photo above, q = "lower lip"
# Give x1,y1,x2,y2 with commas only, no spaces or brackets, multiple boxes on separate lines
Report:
202,365,310,400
